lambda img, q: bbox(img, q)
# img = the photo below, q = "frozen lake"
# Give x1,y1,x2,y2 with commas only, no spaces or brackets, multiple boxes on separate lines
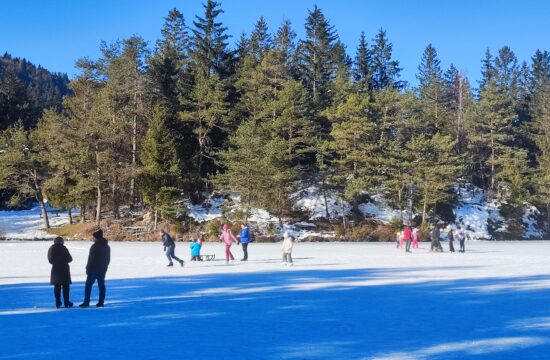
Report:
1,240,550,359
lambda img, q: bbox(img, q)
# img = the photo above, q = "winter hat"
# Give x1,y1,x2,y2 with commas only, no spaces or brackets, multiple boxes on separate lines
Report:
223,223,229,231
54,236,64,245
283,231,289,238
92,227,103,239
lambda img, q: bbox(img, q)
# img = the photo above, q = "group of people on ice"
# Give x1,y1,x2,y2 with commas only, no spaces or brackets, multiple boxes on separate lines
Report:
396,223,468,253
47,227,110,309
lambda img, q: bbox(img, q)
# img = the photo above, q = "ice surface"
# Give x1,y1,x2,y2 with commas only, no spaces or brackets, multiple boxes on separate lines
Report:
2,241,550,359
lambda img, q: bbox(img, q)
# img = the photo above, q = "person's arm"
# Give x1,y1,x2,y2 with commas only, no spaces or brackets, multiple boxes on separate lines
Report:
106,246,111,268
65,247,73,263
230,231,237,243
47,247,53,264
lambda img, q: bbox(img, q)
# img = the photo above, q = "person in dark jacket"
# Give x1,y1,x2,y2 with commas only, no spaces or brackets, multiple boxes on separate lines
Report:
446,225,455,253
430,224,443,252
47,236,73,308
238,222,251,261
161,230,184,267
79,228,111,308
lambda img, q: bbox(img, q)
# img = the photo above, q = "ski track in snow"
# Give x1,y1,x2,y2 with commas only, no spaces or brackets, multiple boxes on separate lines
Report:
2,241,550,359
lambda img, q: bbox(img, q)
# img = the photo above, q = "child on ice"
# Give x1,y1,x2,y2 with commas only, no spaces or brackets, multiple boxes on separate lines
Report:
190,237,202,261
281,231,294,266
219,224,238,264
412,227,419,249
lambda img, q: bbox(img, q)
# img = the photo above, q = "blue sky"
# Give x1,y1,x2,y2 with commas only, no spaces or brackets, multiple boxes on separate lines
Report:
1,0,549,86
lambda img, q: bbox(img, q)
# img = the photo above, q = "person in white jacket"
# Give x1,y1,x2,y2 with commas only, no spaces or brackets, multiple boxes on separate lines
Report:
281,231,294,266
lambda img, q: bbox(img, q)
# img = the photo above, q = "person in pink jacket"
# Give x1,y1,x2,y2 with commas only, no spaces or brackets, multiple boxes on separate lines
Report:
218,223,238,264
412,227,420,249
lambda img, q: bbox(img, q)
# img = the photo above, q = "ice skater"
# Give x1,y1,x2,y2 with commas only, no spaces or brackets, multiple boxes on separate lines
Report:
404,224,412,253
219,223,238,264
430,223,443,252
79,227,111,308
396,230,402,248
281,231,294,266
162,229,184,267
446,225,455,253
47,236,73,308
412,227,419,249
457,225,466,253
190,237,202,261
238,222,251,261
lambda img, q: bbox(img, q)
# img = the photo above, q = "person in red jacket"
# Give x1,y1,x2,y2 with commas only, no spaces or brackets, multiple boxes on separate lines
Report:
404,224,412,253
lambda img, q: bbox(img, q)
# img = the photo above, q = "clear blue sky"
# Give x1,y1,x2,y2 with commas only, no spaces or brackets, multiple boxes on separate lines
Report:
1,0,549,87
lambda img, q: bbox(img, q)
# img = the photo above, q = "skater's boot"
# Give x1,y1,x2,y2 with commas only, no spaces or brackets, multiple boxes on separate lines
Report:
179,260,184,267
55,301,62,309
79,302,90,308
96,302,104,308
167,262,173,267
64,301,73,308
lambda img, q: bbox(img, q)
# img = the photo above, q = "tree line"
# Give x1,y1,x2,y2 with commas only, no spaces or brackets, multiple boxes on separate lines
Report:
1,1,549,238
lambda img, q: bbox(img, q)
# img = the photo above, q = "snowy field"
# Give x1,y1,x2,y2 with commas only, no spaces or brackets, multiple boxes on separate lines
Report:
2,240,550,359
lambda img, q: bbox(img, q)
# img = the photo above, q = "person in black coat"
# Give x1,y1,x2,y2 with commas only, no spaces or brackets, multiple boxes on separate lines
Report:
47,236,73,308
79,228,111,308
161,230,184,267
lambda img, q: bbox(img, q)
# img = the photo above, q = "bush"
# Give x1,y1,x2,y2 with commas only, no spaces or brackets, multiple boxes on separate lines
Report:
373,224,397,242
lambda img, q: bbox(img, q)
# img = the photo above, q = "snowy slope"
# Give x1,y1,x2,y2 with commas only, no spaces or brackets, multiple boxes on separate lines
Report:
2,241,550,359
454,186,504,239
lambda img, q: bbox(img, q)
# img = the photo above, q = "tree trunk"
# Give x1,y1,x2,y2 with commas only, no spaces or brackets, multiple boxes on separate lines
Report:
422,191,428,224
38,197,50,229
112,181,120,220
69,208,73,225
341,200,347,235
322,178,330,218
80,206,86,224
407,181,413,224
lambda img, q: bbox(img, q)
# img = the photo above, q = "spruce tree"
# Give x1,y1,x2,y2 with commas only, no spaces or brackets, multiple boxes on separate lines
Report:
370,29,403,90
417,44,446,133
354,32,372,94
249,17,272,64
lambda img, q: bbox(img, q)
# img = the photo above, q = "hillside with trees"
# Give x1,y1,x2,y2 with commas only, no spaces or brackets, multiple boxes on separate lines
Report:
1,1,549,240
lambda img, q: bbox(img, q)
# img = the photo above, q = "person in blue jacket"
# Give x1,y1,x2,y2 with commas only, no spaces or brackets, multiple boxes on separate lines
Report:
238,222,251,261
190,237,202,261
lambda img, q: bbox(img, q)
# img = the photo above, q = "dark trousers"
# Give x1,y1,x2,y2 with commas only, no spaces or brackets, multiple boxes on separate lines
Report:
242,243,249,260
449,240,455,252
405,239,412,252
84,272,106,304
459,240,465,252
166,244,182,264
191,255,202,261
54,284,70,305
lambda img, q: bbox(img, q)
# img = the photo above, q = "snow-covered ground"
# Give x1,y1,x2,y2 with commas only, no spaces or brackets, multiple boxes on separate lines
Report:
0,205,72,239
2,240,550,359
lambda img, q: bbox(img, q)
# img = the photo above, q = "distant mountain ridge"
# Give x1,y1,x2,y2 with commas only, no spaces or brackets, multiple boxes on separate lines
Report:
0,52,71,130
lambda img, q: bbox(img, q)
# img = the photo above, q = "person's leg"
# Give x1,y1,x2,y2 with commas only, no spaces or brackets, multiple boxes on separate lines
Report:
54,285,62,307
81,274,96,306
62,284,72,306
170,246,183,265
225,244,233,262
97,272,106,306
166,246,173,265
405,239,411,252
242,243,248,260
288,253,293,264
450,240,455,252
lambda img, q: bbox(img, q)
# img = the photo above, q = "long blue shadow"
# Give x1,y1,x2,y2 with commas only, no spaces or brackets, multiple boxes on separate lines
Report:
1,268,550,360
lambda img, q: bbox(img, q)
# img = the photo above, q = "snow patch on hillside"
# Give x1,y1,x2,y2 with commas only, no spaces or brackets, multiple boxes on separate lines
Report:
293,187,351,219
454,186,504,239
358,193,408,223
523,205,544,239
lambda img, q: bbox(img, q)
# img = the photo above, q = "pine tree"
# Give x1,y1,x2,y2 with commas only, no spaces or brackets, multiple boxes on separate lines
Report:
417,44,446,133
274,20,297,77
354,32,372,94
297,6,338,112
370,29,403,90
191,0,233,79
249,17,272,64
140,105,182,229
0,122,51,228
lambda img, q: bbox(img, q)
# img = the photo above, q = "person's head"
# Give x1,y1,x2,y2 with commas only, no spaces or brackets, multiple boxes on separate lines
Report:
192,238,197,243
54,236,64,245
198,233,205,240
283,231,289,238
241,222,247,229
92,226,103,239
223,223,229,231
457,225,461,230
160,229,166,235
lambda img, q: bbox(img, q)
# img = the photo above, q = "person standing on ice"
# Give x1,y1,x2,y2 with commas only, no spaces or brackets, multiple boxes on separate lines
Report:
47,236,73,308
430,223,443,252
412,227,420,249
281,231,294,266
219,223,238,264
404,224,412,253
457,225,466,253
446,225,455,253
161,229,184,267
395,230,402,248
79,227,110,308
238,222,251,261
